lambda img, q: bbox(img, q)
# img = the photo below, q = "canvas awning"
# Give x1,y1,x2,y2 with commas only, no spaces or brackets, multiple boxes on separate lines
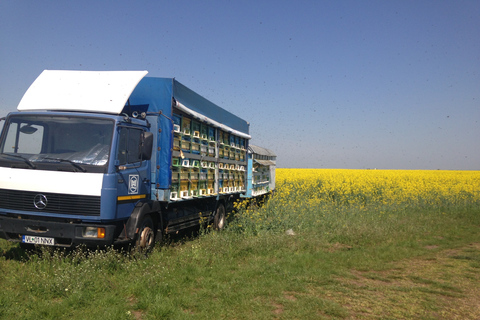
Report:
254,159,276,166
249,145,277,157
175,101,251,139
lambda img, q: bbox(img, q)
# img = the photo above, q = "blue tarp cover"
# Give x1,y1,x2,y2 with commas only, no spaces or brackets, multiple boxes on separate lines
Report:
172,80,249,134
128,77,250,190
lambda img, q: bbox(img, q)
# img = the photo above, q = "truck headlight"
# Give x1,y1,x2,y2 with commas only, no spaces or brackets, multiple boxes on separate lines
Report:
83,227,106,238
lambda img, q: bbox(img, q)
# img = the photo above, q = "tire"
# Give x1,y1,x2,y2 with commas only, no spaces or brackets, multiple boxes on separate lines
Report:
135,215,155,252
213,203,226,230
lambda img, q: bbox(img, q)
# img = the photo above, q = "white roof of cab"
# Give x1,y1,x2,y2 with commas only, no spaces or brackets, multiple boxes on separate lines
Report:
17,70,148,114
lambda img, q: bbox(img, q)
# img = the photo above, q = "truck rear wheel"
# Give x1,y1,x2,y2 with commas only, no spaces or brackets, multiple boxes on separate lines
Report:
136,215,155,252
213,203,226,230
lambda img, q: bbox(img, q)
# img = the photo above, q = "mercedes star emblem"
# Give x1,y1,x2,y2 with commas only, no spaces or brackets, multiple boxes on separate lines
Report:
34,194,48,210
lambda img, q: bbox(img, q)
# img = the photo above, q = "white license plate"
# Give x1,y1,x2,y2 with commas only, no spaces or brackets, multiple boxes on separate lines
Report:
22,235,55,246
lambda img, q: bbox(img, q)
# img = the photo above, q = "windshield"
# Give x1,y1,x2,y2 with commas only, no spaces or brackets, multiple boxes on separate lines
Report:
0,114,114,171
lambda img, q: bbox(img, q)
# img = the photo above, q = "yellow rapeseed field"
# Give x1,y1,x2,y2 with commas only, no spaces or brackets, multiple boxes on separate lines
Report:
233,169,480,234
275,168,480,207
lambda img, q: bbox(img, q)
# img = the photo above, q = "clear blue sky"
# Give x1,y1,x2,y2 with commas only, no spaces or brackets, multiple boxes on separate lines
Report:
1,0,479,170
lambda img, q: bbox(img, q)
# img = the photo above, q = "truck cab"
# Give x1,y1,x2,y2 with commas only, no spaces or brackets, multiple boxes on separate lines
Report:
0,110,153,247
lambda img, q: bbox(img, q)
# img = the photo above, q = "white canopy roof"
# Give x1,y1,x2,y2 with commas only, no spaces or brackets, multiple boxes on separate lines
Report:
17,70,148,114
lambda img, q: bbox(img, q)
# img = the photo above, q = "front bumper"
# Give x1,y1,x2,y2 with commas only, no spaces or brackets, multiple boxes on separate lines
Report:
0,215,119,247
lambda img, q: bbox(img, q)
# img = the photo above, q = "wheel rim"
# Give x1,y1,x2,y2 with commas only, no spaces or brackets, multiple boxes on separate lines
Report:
139,226,154,249
136,216,155,251
218,211,225,229
215,205,225,230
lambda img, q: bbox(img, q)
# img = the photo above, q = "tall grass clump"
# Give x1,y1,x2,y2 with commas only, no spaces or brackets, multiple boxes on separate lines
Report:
229,169,480,254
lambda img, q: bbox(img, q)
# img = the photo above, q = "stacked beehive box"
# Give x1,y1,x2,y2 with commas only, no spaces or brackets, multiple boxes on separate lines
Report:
170,112,247,200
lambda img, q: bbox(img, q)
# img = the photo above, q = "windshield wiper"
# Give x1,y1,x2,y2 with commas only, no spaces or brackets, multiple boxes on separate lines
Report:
1,153,36,169
43,157,87,172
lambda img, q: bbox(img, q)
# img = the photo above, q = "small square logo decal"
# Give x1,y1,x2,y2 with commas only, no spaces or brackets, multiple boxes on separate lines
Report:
128,175,139,194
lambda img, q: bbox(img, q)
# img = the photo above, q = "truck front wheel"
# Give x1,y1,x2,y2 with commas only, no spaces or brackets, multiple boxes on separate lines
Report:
136,215,155,252
213,203,226,230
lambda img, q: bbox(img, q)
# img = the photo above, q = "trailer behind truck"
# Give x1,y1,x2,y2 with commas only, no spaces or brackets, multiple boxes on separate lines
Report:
0,70,275,250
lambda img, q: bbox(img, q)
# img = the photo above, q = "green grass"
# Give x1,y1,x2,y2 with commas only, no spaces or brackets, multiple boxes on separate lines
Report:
1,195,480,319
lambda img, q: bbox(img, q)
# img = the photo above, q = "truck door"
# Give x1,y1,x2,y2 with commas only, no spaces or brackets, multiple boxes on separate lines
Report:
115,126,151,219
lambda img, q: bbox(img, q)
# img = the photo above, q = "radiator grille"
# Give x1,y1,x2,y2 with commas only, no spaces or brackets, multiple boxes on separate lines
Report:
0,189,101,216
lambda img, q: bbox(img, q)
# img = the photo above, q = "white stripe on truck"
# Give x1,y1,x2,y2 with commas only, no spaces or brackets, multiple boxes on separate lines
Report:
0,167,103,196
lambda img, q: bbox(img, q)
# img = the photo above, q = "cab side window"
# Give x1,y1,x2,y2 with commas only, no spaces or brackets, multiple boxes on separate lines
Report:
117,127,143,165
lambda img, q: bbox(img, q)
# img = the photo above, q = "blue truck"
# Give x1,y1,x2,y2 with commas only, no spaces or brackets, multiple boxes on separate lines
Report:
0,70,276,250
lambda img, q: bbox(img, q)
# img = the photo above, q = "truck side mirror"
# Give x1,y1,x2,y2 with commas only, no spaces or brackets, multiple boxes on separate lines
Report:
141,132,153,160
